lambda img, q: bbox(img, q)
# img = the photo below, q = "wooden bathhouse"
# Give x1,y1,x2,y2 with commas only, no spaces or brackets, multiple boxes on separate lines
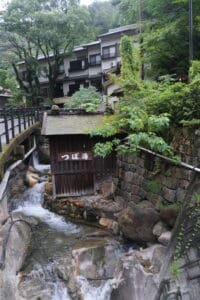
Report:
42,109,116,198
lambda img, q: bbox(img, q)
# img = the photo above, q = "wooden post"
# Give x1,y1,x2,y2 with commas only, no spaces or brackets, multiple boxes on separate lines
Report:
31,108,34,124
18,109,21,133
0,135,2,153
3,109,9,144
10,109,15,138
23,108,26,130
27,108,31,127
36,108,40,122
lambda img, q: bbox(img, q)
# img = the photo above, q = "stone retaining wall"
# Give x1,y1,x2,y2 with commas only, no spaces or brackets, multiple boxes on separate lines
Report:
116,128,200,208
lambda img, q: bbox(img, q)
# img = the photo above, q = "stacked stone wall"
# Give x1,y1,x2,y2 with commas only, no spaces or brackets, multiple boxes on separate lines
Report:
116,128,200,208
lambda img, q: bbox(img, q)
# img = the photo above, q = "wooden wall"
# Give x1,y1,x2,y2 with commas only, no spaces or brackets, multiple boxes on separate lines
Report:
50,135,116,197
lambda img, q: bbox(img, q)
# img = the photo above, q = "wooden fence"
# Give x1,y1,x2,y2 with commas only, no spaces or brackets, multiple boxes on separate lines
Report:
0,107,45,153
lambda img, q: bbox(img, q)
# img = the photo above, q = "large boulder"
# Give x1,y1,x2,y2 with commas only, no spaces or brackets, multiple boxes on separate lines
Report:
118,202,160,243
72,238,121,280
110,244,166,300
160,207,178,227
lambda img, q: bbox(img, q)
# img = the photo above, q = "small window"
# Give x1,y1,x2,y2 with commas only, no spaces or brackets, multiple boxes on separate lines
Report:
90,54,101,66
102,46,116,59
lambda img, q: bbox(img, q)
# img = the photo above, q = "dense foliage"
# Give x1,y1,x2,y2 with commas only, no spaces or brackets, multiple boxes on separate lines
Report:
92,37,200,158
64,87,102,112
114,0,200,78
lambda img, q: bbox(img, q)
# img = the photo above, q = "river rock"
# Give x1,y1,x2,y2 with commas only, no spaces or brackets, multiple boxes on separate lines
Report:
25,172,40,187
99,217,119,234
72,238,121,280
0,215,32,300
28,166,39,174
110,244,166,300
10,178,25,197
153,221,168,238
158,231,172,246
45,182,53,195
160,207,178,227
118,202,159,243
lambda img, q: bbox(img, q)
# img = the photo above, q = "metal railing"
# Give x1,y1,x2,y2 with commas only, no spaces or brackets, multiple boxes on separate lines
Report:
0,107,45,153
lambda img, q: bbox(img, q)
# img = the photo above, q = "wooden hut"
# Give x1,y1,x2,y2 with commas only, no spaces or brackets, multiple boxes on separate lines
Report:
42,110,116,198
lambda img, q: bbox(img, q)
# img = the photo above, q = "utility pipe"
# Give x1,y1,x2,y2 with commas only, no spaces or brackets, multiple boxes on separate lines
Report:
137,145,200,173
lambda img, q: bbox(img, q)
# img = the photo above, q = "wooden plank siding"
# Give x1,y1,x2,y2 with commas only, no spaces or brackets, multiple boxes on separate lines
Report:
50,135,116,197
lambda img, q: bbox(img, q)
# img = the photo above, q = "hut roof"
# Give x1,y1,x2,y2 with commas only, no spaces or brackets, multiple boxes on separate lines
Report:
42,112,104,136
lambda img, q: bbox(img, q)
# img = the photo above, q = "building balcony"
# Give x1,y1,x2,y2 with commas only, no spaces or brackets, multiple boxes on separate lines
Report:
68,67,88,72
89,61,101,67
101,53,116,60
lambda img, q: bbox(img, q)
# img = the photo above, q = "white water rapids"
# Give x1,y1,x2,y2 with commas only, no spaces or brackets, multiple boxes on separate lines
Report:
14,183,79,234
12,178,118,299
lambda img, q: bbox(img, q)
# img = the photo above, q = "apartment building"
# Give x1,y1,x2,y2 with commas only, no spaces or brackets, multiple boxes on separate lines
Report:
18,24,139,103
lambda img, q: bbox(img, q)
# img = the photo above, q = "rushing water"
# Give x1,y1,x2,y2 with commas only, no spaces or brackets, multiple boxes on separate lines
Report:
32,151,50,173
12,182,78,299
14,183,79,234
11,175,121,300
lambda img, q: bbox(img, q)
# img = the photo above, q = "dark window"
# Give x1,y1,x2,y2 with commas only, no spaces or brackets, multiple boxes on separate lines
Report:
102,46,116,59
54,83,64,97
69,58,88,72
68,83,80,96
89,54,101,66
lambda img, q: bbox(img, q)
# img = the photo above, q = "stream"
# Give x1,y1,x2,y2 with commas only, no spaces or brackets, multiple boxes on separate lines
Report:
10,177,123,299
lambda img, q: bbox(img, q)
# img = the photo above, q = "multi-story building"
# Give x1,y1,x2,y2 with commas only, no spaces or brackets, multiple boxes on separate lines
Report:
17,24,139,104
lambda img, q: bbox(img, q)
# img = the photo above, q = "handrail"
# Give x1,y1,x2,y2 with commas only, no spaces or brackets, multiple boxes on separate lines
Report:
0,107,46,153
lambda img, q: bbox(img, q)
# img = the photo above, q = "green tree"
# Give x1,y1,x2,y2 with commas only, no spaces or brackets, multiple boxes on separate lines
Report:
143,0,200,78
1,0,91,105
91,36,172,157
87,1,118,37
113,0,200,78
64,86,102,112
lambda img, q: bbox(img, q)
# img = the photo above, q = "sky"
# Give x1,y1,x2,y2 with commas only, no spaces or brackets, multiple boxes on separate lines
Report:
0,0,95,10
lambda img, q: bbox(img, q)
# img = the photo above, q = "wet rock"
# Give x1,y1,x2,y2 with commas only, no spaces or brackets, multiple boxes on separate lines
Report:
10,178,25,197
45,182,53,195
28,165,39,174
84,207,98,222
99,218,119,234
158,231,172,246
56,257,73,282
72,238,121,280
94,197,124,214
160,207,178,227
100,181,114,197
25,172,40,187
0,215,32,300
153,221,168,238
110,244,166,300
118,202,159,243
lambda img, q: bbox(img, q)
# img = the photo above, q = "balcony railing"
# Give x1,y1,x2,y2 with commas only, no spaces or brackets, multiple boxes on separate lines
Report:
68,66,88,72
89,61,101,67
101,53,116,59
